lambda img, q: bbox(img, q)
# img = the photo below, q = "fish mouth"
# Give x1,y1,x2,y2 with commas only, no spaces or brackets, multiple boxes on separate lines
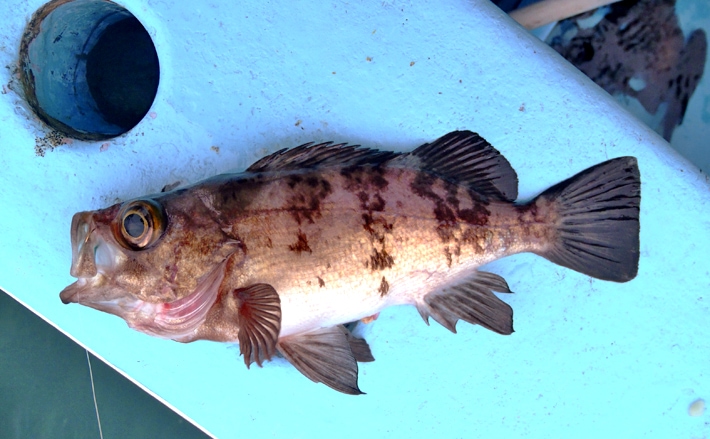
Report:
60,272,149,323
59,273,133,310
60,278,87,304
60,258,227,341
61,285,139,314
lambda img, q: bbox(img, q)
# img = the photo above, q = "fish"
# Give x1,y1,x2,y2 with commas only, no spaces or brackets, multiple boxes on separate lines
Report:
60,131,641,394
549,0,707,141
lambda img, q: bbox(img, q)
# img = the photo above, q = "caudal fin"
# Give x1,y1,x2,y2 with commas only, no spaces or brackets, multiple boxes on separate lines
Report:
535,157,640,282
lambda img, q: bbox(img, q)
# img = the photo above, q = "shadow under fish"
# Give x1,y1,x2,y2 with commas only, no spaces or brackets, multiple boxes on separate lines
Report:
59,131,641,394
549,0,707,141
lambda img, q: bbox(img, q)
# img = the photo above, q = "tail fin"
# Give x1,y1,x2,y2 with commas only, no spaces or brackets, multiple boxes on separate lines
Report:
534,157,640,282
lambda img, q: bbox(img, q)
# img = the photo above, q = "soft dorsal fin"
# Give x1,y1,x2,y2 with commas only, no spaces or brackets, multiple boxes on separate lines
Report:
416,270,514,335
246,141,400,172
394,131,518,201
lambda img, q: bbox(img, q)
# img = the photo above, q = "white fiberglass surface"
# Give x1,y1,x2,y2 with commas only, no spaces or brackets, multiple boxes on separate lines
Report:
0,1,707,438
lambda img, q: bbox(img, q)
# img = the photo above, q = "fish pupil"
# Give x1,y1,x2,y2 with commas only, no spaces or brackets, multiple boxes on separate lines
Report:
124,213,146,238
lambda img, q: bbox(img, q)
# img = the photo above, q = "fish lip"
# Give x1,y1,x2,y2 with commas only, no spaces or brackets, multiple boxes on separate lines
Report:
60,278,87,304
59,289,74,304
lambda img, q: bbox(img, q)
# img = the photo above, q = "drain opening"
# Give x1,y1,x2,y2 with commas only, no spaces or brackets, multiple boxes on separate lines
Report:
19,0,160,141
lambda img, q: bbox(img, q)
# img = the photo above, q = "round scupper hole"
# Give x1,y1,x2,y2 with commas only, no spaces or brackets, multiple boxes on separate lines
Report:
19,0,160,141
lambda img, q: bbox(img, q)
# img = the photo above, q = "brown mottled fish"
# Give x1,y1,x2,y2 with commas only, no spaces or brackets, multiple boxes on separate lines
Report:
550,0,707,141
60,131,641,394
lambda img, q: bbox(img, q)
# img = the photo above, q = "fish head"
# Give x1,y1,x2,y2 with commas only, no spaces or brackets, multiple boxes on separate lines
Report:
59,191,240,338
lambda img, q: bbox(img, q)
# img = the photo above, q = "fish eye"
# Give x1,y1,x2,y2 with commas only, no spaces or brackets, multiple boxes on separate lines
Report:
114,199,166,250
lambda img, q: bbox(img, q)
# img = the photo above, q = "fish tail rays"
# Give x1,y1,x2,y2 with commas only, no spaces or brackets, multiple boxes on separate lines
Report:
531,157,641,282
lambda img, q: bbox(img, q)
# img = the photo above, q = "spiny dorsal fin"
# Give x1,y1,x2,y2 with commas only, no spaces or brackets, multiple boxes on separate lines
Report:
416,270,514,335
246,141,400,172
394,131,518,202
277,326,364,395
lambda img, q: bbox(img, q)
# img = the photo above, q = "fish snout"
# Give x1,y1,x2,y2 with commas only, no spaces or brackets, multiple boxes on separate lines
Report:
69,212,99,278
62,211,124,305
59,288,74,304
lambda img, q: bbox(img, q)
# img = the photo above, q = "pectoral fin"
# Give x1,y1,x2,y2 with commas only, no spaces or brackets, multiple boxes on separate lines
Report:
277,326,364,395
234,284,282,368
416,271,514,335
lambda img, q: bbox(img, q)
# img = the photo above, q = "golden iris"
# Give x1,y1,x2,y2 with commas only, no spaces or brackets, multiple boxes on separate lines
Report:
114,199,166,250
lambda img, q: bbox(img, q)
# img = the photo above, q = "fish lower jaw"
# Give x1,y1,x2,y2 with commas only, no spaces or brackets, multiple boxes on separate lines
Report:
60,275,103,304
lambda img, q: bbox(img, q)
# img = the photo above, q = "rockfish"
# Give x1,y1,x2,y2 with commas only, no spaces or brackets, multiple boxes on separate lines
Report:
60,131,641,394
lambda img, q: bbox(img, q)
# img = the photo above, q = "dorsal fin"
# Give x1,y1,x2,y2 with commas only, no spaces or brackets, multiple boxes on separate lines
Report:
246,141,400,172
393,131,518,201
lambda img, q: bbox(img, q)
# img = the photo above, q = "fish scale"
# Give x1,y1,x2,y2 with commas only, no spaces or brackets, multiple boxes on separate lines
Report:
226,167,517,334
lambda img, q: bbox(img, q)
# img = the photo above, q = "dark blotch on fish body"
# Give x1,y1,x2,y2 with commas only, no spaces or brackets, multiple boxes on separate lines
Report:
458,203,490,226
369,248,394,271
341,165,389,192
443,247,453,268
357,191,386,212
285,175,333,225
210,175,270,218
411,169,491,240
289,231,312,254
409,171,469,242
362,213,393,244
378,276,389,296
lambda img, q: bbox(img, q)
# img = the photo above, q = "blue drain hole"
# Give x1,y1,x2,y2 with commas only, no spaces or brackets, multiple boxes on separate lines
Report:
19,0,160,141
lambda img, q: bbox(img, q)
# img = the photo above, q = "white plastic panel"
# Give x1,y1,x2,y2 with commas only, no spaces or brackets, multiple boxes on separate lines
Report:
0,0,707,438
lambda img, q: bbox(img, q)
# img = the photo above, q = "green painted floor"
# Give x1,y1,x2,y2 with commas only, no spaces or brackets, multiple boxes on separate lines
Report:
0,290,211,439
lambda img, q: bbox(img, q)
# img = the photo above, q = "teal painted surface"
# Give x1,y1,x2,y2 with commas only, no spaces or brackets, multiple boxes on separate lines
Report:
0,290,209,439
0,291,100,438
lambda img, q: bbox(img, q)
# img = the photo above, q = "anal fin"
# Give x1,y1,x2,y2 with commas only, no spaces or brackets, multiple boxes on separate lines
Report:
416,271,514,335
277,326,365,395
342,325,375,363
